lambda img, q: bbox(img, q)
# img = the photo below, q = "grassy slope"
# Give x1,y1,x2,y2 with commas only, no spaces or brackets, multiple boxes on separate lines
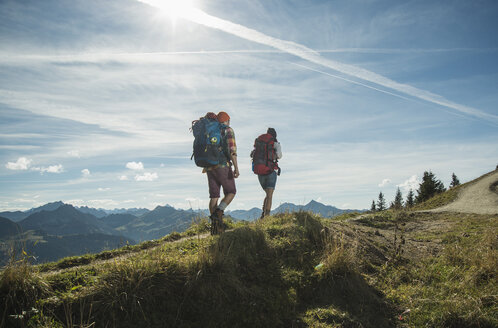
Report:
1,176,497,327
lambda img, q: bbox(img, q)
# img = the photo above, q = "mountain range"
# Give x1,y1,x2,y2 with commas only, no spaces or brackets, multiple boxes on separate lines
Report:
0,200,363,265
0,201,151,222
227,200,363,220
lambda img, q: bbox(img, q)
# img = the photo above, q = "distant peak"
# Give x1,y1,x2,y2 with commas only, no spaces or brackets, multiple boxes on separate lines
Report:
43,200,66,207
305,200,326,207
57,204,76,210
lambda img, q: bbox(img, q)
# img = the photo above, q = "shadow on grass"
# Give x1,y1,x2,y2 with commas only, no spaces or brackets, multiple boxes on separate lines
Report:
297,271,395,328
68,227,296,328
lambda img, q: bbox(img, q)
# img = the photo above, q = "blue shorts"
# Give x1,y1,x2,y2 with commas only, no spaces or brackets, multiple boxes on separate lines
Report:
258,171,277,189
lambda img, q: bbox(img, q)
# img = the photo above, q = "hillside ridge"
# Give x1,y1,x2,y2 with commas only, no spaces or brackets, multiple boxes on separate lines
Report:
428,170,498,214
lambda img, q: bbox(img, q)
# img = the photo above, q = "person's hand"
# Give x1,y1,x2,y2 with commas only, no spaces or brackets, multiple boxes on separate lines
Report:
234,168,240,178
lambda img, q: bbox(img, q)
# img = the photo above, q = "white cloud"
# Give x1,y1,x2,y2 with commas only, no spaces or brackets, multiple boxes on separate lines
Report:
45,165,63,173
119,175,129,181
68,150,80,158
31,164,64,174
135,172,158,181
126,161,144,170
378,179,391,187
82,169,90,177
6,157,32,170
98,187,111,191
398,175,420,192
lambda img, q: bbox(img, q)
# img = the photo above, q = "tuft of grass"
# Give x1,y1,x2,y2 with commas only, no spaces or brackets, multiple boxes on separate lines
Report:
316,232,359,278
0,256,51,328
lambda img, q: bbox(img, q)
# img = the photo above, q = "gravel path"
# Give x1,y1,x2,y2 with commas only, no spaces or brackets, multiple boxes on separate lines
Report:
430,170,498,214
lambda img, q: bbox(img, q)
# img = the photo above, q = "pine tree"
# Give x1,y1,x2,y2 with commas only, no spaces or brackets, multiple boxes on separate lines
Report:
450,173,460,188
405,189,415,208
370,200,376,212
415,171,446,204
393,187,403,209
377,192,386,211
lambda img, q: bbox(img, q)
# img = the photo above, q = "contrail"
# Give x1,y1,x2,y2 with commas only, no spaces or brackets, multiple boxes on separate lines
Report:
3,47,494,65
137,0,498,123
290,62,472,121
290,62,415,102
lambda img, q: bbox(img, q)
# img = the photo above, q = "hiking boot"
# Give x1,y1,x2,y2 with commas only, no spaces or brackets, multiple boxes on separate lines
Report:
210,219,218,235
210,208,223,221
218,218,227,234
210,208,224,235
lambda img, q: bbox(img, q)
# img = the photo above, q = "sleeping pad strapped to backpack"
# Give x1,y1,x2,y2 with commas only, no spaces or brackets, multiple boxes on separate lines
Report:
191,117,228,168
252,133,279,175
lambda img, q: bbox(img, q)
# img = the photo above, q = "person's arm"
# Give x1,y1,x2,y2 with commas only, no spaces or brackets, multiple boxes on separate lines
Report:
226,127,239,178
230,153,239,178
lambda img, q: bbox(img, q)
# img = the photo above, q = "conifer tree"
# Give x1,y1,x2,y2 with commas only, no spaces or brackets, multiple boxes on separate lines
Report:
370,200,376,212
405,189,415,208
415,171,446,204
377,192,386,211
393,187,403,209
450,173,460,188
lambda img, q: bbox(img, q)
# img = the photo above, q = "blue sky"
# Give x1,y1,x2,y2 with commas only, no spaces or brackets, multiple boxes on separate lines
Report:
1,0,497,211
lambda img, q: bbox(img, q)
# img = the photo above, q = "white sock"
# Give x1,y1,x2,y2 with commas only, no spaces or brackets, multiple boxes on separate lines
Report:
218,201,228,211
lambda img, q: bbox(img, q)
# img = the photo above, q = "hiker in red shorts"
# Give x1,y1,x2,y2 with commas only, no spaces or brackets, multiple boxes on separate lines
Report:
204,111,239,233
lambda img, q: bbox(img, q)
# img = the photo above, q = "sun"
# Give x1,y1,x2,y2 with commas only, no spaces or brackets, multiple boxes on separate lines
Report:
140,0,199,20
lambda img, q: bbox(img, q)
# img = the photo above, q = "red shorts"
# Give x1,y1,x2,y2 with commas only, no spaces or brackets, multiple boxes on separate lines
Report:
207,166,236,198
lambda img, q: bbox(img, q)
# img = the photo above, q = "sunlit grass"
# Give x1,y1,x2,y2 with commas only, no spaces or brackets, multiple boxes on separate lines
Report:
1,209,496,327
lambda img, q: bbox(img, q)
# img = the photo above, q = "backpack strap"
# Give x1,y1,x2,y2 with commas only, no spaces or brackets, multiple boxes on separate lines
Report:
219,125,230,164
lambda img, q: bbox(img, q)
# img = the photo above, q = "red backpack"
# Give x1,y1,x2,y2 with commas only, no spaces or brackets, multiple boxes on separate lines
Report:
251,133,279,175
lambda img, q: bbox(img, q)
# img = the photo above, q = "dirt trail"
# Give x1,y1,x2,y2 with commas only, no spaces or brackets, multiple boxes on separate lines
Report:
429,170,498,214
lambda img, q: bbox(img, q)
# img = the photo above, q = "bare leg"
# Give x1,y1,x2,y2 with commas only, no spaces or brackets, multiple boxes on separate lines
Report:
262,188,274,217
220,193,235,208
209,198,219,215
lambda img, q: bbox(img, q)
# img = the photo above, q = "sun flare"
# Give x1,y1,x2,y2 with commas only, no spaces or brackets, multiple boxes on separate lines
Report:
140,0,198,20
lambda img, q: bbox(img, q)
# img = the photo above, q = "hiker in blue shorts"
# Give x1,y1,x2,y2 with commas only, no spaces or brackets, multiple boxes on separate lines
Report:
251,128,282,219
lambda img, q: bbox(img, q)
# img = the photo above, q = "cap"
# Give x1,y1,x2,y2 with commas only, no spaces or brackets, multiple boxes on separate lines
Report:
217,111,230,123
